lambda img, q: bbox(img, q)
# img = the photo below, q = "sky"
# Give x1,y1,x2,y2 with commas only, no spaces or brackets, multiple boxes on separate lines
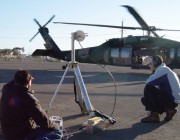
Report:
1,0,180,55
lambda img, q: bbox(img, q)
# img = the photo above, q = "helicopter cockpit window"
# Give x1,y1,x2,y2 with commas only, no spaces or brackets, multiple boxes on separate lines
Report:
177,49,180,57
111,48,119,57
120,47,131,58
170,48,175,59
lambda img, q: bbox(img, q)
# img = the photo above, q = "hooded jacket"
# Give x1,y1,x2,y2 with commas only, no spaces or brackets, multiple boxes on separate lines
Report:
0,80,59,140
146,63,180,104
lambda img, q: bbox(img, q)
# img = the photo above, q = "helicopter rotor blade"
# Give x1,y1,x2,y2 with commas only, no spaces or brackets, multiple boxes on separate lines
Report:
53,22,143,30
29,31,39,42
29,18,41,42
54,22,180,32
122,5,159,37
30,15,55,42
34,18,42,28
43,15,55,27
122,5,149,30
155,28,180,32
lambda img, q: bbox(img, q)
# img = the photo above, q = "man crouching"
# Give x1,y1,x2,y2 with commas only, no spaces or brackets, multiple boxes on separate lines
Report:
141,55,180,123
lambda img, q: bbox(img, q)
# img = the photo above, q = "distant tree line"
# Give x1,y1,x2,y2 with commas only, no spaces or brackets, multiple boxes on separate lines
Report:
0,47,24,60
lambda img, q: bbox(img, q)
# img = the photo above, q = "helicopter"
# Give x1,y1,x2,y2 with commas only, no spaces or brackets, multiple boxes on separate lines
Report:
30,5,180,69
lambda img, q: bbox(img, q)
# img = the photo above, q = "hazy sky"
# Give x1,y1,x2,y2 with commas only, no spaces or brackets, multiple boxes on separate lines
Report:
1,0,180,54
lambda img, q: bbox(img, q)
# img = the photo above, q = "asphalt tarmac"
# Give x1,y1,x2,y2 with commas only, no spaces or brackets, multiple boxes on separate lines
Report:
0,59,180,140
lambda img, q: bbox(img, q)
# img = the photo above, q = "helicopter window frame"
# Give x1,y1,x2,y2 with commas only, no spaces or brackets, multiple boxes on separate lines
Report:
111,48,119,58
177,48,180,57
120,47,131,58
170,48,175,59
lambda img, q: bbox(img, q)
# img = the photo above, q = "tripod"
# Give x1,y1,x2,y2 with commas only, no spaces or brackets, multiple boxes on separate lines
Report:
47,30,116,124
47,30,95,116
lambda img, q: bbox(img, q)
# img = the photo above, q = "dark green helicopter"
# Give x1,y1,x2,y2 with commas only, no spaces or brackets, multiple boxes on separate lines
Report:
30,5,180,69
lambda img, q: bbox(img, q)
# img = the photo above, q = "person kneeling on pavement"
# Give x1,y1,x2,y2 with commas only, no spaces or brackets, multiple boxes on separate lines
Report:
141,55,180,123
0,70,63,140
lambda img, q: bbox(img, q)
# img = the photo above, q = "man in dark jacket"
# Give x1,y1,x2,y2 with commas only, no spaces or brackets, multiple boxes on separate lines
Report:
0,70,63,140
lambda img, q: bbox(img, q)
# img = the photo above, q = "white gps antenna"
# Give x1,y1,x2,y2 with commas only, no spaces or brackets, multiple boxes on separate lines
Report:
74,30,86,42
71,30,86,63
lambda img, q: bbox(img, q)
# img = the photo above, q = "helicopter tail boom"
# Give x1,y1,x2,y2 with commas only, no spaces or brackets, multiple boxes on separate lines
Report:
32,49,53,57
32,48,67,60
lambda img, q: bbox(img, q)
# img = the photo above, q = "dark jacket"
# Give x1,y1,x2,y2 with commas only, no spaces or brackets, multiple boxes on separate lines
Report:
0,80,59,140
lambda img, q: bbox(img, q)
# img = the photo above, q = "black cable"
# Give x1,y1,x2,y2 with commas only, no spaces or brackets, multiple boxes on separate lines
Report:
77,41,117,117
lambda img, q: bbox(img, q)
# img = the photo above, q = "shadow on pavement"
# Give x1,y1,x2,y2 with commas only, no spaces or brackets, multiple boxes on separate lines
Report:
68,121,167,140
0,69,149,84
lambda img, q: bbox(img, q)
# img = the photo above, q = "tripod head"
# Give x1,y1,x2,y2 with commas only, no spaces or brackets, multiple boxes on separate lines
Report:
73,30,86,42
71,30,86,63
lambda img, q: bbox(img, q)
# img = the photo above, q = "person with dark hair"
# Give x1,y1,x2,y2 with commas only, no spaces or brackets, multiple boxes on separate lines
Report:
141,55,180,123
0,70,63,140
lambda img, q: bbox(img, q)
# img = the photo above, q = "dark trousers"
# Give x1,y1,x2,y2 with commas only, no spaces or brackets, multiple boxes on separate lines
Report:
25,127,63,140
141,85,178,114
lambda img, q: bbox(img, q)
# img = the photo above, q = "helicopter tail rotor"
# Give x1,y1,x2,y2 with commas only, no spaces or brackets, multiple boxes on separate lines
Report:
29,31,40,42
43,15,55,27
29,15,55,42
34,18,42,28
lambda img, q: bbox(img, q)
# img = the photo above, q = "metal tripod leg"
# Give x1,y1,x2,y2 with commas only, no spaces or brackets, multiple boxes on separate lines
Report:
73,63,94,116
47,63,70,113
47,62,94,116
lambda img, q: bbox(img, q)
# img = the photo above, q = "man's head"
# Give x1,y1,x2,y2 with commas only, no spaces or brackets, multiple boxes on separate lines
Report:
148,55,163,71
14,70,33,88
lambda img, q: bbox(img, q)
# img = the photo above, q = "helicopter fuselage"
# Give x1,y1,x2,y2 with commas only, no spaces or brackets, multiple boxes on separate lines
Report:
57,35,180,69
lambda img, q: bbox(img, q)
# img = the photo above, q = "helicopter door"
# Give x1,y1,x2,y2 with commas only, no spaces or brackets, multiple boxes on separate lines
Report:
111,46,132,65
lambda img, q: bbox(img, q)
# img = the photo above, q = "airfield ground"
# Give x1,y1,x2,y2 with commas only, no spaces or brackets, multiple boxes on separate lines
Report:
0,59,180,140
